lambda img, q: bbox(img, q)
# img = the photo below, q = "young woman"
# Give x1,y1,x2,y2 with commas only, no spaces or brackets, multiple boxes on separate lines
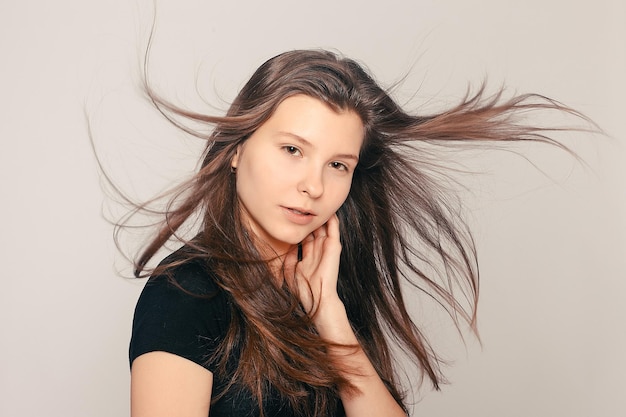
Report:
127,49,582,417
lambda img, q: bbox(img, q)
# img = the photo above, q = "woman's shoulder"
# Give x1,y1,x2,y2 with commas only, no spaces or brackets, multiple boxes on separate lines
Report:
144,246,221,297
129,246,230,369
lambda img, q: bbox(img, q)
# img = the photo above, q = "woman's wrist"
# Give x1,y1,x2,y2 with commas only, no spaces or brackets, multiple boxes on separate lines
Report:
313,299,358,344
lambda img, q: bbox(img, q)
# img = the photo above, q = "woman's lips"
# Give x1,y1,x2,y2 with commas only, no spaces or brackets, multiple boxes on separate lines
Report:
281,206,316,225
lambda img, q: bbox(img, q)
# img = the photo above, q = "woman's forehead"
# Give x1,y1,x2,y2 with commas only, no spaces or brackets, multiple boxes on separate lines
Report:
255,94,364,152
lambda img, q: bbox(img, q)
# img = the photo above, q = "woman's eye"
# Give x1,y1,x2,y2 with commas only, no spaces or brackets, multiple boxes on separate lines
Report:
283,146,301,155
330,161,348,171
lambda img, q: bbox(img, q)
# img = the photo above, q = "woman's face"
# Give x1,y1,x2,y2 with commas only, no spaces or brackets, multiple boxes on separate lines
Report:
231,94,364,255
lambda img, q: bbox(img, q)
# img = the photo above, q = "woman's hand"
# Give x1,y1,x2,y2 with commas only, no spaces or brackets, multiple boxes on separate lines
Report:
286,214,345,328
285,214,406,416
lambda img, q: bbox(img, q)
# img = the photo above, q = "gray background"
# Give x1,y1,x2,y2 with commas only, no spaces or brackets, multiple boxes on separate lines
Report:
1,0,625,416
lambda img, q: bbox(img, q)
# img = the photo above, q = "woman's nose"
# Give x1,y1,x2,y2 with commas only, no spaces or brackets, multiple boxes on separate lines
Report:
297,165,324,198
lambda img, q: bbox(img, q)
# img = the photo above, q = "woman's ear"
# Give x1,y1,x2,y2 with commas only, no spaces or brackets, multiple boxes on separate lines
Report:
231,146,240,171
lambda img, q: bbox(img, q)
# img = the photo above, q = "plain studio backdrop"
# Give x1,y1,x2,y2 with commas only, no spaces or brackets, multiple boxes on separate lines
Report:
1,1,624,416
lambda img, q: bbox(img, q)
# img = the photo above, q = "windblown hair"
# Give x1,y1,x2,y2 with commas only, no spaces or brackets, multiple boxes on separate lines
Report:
129,49,582,416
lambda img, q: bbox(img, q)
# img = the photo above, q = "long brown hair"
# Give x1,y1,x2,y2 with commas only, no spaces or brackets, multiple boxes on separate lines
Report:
127,49,585,415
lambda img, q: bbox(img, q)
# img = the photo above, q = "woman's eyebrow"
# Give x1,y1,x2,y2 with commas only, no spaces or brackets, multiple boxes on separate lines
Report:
276,131,313,147
276,131,359,162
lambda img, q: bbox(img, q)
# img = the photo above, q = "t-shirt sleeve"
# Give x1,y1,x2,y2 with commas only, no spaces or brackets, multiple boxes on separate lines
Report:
128,261,229,372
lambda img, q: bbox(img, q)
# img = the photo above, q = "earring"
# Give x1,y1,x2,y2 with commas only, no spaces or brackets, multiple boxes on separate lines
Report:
231,166,237,174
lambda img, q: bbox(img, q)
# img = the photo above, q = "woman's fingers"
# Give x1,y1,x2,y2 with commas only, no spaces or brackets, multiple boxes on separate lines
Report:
326,213,339,241
292,214,342,313
300,214,341,267
318,215,341,290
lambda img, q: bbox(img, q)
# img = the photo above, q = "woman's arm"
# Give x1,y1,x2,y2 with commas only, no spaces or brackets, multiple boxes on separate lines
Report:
316,301,407,417
293,215,407,417
131,351,213,417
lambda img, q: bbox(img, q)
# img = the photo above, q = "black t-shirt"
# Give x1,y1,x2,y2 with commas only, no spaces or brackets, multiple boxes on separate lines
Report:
129,251,344,416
